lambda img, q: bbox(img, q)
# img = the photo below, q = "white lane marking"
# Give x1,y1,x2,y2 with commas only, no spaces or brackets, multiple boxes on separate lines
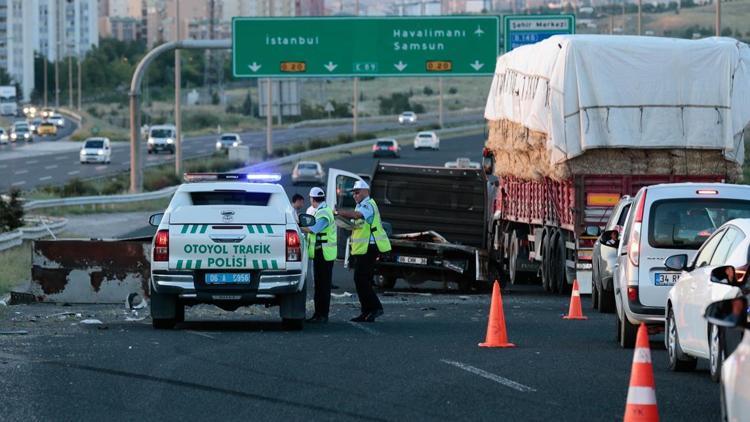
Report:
14,169,28,175
55,156,67,160
67,170,80,175
440,360,536,393
44,164,58,169
0,164,6,168
11,181,25,186
347,321,380,336
95,165,107,171
185,330,216,340
39,176,52,181
26,160,39,164
121,161,129,165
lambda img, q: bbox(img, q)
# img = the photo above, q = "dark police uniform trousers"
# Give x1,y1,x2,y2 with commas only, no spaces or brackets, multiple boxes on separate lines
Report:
313,246,334,317
352,243,383,314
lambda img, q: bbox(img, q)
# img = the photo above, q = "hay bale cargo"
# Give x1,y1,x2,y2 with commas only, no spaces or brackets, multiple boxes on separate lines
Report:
481,35,750,295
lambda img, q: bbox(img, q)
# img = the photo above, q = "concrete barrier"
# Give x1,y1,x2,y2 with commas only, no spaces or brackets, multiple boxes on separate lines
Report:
30,239,151,303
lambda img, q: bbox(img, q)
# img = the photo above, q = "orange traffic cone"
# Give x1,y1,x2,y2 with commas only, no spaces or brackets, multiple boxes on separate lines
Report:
479,281,515,348
562,279,588,320
624,323,659,422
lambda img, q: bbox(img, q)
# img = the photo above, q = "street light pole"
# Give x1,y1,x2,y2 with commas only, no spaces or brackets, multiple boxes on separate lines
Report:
175,0,182,176
715,0,721,36
352,0,360,138
43,58,48,108
637,0,642,35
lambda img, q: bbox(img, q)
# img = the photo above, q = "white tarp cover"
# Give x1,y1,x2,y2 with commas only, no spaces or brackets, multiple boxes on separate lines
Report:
484,35,750,165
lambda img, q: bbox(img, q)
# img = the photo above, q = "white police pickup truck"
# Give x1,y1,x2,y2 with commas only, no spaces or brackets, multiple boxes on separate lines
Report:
148,173,315,330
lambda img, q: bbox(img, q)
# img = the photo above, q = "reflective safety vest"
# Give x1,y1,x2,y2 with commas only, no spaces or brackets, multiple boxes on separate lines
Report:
351,198,391,255
307,204,337,261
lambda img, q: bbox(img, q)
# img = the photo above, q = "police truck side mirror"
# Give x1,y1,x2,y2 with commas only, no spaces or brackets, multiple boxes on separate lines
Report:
299,214,316,228
705,297,749,329
148,213,164,227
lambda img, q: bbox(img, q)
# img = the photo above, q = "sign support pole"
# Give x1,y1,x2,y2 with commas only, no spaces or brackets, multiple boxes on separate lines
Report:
438,77,444,129
266,78,272,157
353,77,359,137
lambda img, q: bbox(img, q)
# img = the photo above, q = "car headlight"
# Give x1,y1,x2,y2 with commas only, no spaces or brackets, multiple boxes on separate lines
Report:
148,138,154,144
97,150,104,156
80,150,85,156
216,141,222,147
11,133,16,139
166,138,174,144
232,141,239,147
1,134,7,140
23,133,29,138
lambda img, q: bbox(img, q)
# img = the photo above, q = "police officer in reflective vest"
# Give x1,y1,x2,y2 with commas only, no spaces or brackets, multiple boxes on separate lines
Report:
301,187,336,323
336,180,391,322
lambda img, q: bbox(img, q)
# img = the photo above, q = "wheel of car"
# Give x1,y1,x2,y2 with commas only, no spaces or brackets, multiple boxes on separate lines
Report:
618,310,637,348
508,230,520,285
555,234,568,295
591,278,599,310
667,308,698,370
709,323,725,382
282,318,304,331
374,275,397,289
599,285,616,313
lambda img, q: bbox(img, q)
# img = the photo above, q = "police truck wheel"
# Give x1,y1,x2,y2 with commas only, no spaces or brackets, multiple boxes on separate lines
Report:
150,290,182,329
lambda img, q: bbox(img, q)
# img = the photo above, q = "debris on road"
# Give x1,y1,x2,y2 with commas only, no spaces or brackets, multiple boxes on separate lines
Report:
0,330,29,335
331,292,353,298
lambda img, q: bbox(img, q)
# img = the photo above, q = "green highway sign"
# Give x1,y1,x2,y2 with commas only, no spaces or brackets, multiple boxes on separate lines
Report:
503,15,575,52
232,16,500,78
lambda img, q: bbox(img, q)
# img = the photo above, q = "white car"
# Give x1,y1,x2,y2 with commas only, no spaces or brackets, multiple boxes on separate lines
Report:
148,173,314,330
80,137,112,164
147,124,176,154
664,218,750,381
414,131,440,150
0,128,7,144
615,183,750,348
216,133,242,152
705,296,750,421
48,113,65,128
444,158,480,169
398,111,417,124
10,121,32,142
291,161,325,185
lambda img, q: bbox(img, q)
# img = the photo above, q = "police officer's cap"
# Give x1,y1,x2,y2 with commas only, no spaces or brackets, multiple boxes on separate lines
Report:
309,187,325,198
350,180,370,191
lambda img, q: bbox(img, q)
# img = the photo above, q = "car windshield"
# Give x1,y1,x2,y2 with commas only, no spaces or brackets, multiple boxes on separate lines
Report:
15,125,28,131
377,141,395,147
649,198,750,249
84,140,104,149
418,134,432,138
150,129,174,138
221,135,237,141
298,163,318,170
41,122,53,127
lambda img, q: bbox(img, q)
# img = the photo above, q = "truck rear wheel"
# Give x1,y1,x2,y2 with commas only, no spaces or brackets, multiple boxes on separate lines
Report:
541,231,552,292
509,230,520,285
555,234,570,295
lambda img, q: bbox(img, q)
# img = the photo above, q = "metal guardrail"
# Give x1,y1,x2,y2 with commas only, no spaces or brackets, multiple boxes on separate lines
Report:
21,124,484,211
24,186,179,211
57,107,83,125
0,217,67,252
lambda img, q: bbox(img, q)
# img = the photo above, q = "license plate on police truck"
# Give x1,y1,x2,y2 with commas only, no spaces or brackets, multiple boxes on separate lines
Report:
654,273,680,286
397,256,427,265
205,273,252,284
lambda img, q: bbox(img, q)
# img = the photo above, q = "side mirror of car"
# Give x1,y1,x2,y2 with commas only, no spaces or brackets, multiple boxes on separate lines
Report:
710,265,743,287
600,229,620,248
148,213,164,227
664,254,688,271
704,297,749,329
585,226,601,237
299,213,316,228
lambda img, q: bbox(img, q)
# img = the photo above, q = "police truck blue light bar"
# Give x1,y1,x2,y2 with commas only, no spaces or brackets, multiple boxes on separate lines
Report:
183,173,281,183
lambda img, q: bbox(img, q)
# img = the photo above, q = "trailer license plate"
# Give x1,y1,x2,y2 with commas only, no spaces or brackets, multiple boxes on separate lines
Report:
398,256,427,265
654,273,680,286
205,273,251,284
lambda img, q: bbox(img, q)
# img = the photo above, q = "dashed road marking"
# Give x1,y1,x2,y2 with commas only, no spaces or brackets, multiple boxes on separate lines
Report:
55,156,67,160
26,160,39,164
348,321,380,336
44,164,58,169
68,170,80,175
14,169,28,175
185,330,216,340
11,181,25,186
440,360,536,393
95,165,107,171
39,176,52,181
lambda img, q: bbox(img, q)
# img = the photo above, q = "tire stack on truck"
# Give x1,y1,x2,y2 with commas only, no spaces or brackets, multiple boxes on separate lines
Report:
482,35,749,294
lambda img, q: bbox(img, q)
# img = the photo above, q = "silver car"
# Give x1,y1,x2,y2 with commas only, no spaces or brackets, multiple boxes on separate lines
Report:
291,161,325,185
215,133,242,152
591,196,632,313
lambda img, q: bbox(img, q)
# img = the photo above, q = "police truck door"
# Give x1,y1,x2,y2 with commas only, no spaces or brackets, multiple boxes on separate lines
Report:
326,169,364,259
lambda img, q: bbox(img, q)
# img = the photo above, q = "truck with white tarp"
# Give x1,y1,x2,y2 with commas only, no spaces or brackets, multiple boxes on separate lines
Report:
481,35,750,294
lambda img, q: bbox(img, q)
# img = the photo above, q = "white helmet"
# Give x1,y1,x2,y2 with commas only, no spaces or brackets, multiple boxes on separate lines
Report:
351,180,370,191
309,187,325,198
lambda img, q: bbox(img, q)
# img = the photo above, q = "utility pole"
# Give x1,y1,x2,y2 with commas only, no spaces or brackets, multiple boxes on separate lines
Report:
715,0,721,36
637,0,642,35
438,1,444,129
352,0,360,138
265,0,274,157
175,0,183,176
43,58,48,108
77,54,81,110
54,0,61,108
